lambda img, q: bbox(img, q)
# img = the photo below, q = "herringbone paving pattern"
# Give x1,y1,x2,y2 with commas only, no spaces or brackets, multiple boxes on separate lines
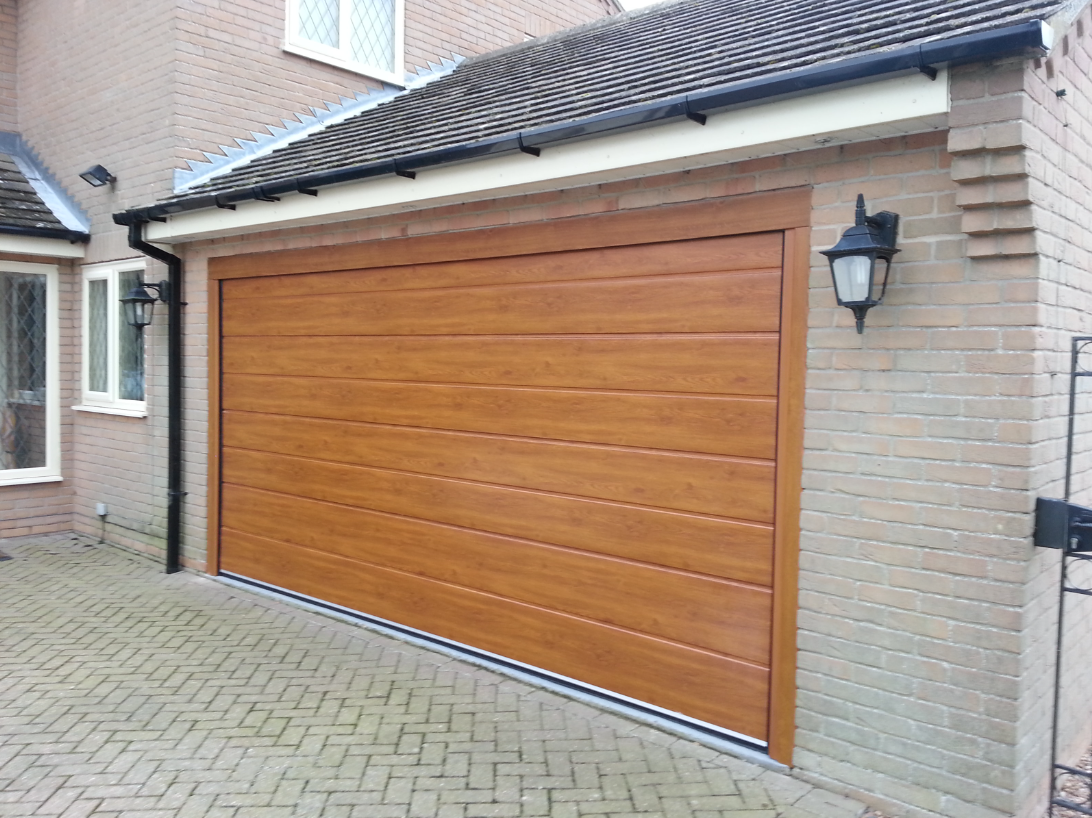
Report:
0,533,864,818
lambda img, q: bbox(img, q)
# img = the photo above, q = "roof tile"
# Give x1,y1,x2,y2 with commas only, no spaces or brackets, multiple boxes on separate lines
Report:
167,0,1063,204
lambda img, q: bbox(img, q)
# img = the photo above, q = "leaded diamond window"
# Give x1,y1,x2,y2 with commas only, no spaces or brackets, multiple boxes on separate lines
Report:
81,262,146,414
0,262,58,483
287,0,401,82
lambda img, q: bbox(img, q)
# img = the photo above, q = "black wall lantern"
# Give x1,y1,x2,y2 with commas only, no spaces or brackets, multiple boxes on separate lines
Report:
79,164,116,187
120,280,171,330
820,194,900,333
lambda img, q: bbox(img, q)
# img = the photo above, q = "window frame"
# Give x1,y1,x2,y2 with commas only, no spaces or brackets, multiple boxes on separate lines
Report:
283,0,405,85
0,260,61,486
76,260,148,418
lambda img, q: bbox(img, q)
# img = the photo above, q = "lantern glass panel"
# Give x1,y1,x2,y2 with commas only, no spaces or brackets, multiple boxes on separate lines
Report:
832,255,875,303
122,297,153,330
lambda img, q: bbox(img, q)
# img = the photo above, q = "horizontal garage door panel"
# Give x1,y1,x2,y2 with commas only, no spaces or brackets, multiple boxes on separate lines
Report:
223,375,777,460
218,228,788,741
220,530,771,741
222,411,776,522
223,233,785,300
223,447,773,586
222,335,780,396
221,271,782,337
221,486,772,663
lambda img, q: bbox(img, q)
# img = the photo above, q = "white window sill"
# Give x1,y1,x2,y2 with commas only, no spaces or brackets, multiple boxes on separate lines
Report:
72,404,148,418
282,42,403,86
0,473,63,487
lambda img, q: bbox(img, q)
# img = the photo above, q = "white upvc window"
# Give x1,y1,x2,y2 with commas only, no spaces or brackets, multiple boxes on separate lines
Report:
0,260,60,486
284,0,404,85
77,260,147,417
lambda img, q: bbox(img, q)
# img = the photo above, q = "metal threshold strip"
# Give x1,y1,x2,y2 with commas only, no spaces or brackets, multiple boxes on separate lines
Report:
216,570,784,771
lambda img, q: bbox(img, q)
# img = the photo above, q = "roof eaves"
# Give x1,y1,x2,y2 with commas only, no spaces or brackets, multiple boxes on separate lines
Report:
0,223,91,244
113,18,1053,229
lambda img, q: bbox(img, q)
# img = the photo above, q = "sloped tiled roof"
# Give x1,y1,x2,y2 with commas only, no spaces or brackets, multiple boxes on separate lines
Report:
140,0,1063,215
0,133,90,241
0,152,67,231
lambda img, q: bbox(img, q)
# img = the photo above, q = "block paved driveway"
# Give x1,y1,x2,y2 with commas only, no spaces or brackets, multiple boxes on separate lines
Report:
0,533,864,818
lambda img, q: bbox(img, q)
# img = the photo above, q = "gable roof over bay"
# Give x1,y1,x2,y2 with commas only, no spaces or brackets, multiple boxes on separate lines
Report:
0,153,68,233
119,0,1064,223
0,133,90,243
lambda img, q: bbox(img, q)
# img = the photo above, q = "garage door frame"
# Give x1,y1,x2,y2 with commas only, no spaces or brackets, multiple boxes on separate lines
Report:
205,187,811,764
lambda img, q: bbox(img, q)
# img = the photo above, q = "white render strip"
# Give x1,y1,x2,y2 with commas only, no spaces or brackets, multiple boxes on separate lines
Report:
149,69,949,244
0,234,86,258
173,56,463,193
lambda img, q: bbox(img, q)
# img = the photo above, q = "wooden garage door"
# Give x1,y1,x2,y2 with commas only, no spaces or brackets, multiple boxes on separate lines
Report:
217,229,787,743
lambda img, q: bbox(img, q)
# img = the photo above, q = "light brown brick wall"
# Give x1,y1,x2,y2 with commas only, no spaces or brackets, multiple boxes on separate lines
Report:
0,0,16,132
9,5,1084,812
10,0,616,558
167,128,1019,818
0,255,76,538
1018,8,1092,816
173,0,618,177
167,85,1092,813
14,0,180,556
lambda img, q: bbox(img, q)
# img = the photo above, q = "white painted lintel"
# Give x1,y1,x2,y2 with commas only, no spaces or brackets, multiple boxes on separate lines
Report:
148,69,950,245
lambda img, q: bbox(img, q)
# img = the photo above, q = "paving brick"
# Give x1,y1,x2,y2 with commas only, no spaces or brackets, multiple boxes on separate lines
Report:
0,532,862,818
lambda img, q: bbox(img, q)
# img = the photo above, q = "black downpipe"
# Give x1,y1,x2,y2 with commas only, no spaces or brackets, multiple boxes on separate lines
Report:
127,221,184,574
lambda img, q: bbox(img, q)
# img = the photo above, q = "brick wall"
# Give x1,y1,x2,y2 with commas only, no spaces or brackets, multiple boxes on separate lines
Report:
9,5,1085,813
0,256,76,538
0,0,15,132
10,0,616,561
1019,6,1092,816
174,0,618,183
14,0,181,558
166,126,1021,818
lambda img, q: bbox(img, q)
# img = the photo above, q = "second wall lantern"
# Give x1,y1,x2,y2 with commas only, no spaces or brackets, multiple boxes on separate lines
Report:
120,280,171,330
821,194,900,334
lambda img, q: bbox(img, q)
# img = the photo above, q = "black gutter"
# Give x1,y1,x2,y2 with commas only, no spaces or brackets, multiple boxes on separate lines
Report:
127,222,184,575
0,223,90,243
114,18,1050,226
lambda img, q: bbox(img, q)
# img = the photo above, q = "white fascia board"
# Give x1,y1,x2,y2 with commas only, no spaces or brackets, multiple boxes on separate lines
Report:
148,69,949,244
0,234,87,258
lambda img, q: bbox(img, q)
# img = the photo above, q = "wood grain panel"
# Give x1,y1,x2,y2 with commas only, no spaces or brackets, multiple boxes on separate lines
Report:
221,334,780,396
220,530,771,740
206,278,223,575
222,411,776,521
222,375,777,459
221,485,772,663
221,271,782,337
214,209,805,746
223,447,773,585
222,233,784,300
209,187,809,281
768,226,810,765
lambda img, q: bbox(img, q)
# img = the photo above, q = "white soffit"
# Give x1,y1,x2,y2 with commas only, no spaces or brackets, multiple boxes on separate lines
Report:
148,68,950,244
0,234,86,258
